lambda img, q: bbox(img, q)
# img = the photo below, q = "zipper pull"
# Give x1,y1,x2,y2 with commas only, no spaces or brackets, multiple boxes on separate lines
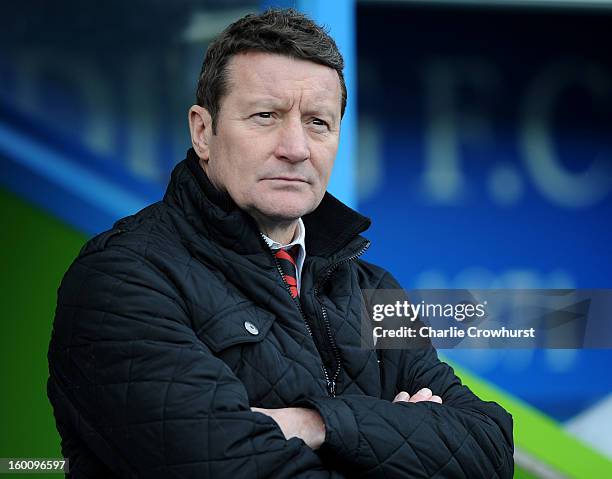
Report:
327,379,336,397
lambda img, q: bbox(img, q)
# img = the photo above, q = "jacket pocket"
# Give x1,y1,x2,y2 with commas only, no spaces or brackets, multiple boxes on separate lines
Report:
195,303,275,353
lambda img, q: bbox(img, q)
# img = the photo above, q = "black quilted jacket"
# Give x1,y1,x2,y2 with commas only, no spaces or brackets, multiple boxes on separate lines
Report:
48,149,514,478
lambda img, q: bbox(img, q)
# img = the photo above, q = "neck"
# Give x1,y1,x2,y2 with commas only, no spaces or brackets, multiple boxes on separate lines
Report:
255,215,299,245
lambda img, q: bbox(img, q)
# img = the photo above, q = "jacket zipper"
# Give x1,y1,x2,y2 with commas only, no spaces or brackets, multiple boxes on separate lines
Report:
313,240,370,397
261,234,370,398
260,234,329,390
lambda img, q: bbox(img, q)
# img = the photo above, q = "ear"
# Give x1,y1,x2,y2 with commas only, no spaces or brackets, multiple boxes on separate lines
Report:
188,105,214,161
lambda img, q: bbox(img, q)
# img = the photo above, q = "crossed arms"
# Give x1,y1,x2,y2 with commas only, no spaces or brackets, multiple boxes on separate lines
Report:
252,387,443,450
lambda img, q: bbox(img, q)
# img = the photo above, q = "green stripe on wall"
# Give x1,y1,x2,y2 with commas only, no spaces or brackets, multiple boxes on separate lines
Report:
445,356,612,478
0,187,86,477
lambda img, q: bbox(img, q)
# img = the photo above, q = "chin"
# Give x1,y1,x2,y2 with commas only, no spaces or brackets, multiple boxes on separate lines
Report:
244,185,324,221
255,196,317,222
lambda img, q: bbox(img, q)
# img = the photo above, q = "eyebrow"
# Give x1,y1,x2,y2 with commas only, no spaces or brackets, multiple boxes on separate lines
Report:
242,96,288,110
242,96,340,123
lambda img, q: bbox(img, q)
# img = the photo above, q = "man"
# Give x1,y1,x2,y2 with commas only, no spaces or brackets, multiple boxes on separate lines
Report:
48,8,513,478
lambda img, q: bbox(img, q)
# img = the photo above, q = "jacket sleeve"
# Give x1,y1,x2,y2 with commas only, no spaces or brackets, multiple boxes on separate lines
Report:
300,273,514,478
48,244,343,479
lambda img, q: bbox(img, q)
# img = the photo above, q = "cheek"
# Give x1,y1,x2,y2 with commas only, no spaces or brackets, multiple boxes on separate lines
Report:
206,145,236,195
207,149,229,187
312,146,337,184
211,144,263,202
221,131,265,176
210,136,243,180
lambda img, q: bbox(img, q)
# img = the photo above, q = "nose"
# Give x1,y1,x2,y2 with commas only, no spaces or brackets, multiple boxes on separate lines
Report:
274,117,310,163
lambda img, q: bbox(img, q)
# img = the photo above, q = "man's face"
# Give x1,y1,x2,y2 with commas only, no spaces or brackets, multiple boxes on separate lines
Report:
199,51,342,223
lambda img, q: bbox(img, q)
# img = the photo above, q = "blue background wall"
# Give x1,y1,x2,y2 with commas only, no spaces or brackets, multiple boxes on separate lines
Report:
356,2,612,422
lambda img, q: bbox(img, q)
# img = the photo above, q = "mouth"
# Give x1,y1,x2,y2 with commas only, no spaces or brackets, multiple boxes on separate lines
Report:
264,176,309,183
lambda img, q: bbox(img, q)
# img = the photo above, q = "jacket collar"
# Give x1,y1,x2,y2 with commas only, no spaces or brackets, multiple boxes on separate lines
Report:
163,148,371,258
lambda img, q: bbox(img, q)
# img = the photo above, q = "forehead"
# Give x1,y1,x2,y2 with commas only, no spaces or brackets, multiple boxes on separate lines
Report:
223,51,341,109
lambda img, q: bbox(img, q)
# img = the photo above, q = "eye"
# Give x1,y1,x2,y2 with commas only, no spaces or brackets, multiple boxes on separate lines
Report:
250,112,276,125
310,118,330,131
